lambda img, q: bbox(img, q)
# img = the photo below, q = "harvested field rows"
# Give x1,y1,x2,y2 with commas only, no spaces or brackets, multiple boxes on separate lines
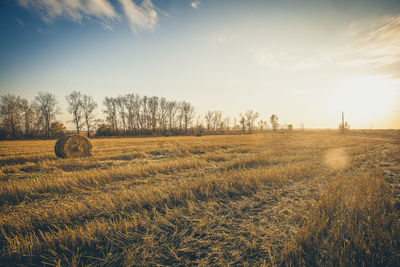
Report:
0,131,399,266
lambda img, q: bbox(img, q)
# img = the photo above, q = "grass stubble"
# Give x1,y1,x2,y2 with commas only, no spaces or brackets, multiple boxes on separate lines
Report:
0,131,399,266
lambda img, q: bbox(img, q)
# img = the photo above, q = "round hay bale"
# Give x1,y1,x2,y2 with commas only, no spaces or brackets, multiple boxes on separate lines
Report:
55,135,92,158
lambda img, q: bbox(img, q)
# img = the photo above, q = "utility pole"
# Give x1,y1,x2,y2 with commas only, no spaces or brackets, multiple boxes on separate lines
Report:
342,112,344,129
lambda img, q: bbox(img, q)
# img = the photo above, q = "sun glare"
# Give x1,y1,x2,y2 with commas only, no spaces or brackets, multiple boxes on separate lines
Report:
330,75,399,127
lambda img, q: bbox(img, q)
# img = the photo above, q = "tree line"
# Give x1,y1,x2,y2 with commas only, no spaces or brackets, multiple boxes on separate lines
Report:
0,91,289,140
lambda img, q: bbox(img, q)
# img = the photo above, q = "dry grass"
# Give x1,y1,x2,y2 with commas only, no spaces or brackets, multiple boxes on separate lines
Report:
0,131,399,266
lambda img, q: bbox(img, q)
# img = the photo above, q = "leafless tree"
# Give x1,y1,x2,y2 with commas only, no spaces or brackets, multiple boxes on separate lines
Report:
181,101,195,133
204,111,213,131
159,97,168,133
82,95,97,137
148,96,159,133
21,98,35,136
224,116,230,131
245,110,259,132
116,96,127,133
125,94,140,134
258,120,266,131
103,97,118,135
0,94,23,137
239,113,246,132
66,91,83,134
212,111,222,131
166,101,178,131
35,92,59,138
270,114,279,131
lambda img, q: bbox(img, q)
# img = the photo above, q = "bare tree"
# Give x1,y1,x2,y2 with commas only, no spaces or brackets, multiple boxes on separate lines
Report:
125,94,140,134
103,97,118,135
212,111,222,131
148,96,159,133
0,94,23,137
21,98,35,136
204,111,213,131
116,96,127,134
245,110,259,132
166,101,178,131
181,101,195,133
66,91,83,134
258,120,266,131
224,116,230,131
35,92,59,138
82,95,97,137
159,97,168,134
239,113,246,132
270,114,279,131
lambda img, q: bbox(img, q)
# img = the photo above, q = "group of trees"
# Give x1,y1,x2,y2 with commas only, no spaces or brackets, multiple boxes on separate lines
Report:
0,92,60,139
0,91,295,140
99,95,195,136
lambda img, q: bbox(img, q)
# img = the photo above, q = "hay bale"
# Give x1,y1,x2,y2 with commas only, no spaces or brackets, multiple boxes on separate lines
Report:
55,135,92,158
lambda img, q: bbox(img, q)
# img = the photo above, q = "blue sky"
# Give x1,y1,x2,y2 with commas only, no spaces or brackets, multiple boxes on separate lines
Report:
1,0,400,129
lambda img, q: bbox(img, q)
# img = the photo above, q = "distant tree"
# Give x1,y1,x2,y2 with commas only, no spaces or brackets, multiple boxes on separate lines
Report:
204,111,214,131
116,96,127,134
159,97,168,133
50,121,66,137
21,98,35,136
181,101,195,133
245,110,259,132
233,117,238,131
258,120,266,131
148,96,159,133
300,123,305,131
223,116,230,131
339,121,350,132
212,111,222,131
81,95,97,137
166,101,178,132
35,92,59,138
0,94,23,138
239,113,246,132
270,114,279,131
287,124,293,130
96,124,112,136
103,97,118,135
66,91,83,134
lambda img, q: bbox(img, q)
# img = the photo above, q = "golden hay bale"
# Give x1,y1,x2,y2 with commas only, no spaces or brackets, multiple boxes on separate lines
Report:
55,135,92,158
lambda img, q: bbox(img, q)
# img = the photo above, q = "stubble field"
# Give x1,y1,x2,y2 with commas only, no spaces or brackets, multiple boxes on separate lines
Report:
0,131,399,266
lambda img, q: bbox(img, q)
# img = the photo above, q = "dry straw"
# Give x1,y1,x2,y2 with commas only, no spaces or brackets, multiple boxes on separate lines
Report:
54,135,92,158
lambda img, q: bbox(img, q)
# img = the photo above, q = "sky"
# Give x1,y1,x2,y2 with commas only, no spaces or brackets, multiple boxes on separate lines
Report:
1,0,400,129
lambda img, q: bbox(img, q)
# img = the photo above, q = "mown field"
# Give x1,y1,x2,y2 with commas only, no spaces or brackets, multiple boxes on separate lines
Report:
0,131,399,266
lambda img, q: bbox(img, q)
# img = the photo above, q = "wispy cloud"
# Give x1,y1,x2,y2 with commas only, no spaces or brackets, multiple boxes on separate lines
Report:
17,0,160,34
118,0,158,33
191,1,201,9
323,15,400,75
17,0,118,24
16,17,25,26
252,46,324,71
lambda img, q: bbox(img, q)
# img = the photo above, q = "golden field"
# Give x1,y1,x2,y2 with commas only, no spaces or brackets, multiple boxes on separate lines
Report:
0,131,399,266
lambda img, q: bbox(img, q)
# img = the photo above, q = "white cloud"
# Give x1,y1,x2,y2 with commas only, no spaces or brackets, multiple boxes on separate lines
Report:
18,0,118,24
191,1,201,9
18,0,160,34
118,0,158,33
